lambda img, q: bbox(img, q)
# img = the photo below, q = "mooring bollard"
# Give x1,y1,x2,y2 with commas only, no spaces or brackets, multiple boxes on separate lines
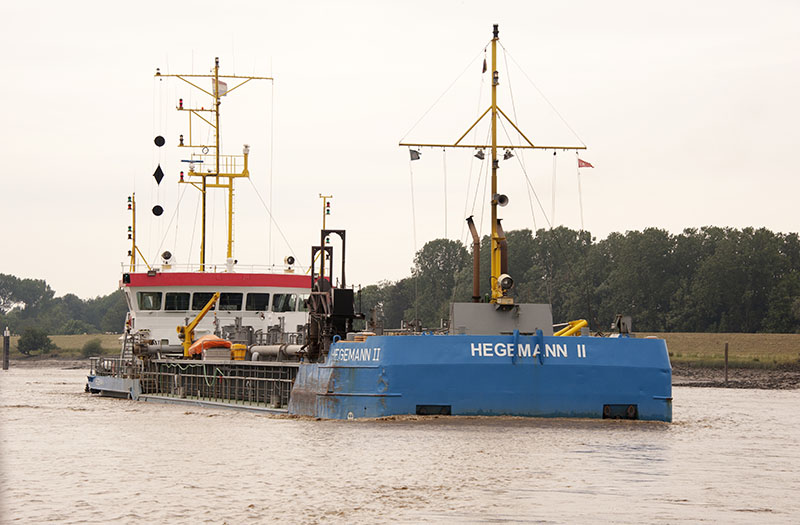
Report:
3,326,9,371
724,342,729,387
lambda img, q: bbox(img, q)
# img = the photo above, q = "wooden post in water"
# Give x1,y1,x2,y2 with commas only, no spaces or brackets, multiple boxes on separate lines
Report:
3,327,9,371
724,342,729,387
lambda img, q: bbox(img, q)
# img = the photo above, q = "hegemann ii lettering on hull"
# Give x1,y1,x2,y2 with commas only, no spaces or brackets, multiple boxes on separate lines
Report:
470,342,589,358
330,347,383,362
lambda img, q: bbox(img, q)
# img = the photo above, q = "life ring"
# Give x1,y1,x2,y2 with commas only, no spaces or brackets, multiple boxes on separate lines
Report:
603,405,611,418
626,405,637,418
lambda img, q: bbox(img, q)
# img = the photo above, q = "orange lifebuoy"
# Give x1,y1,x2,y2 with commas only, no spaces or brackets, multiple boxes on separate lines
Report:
626,405,637,418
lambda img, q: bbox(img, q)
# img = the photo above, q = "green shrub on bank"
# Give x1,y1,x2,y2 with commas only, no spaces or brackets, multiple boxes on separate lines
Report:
81,338,103,357
17,328,57,356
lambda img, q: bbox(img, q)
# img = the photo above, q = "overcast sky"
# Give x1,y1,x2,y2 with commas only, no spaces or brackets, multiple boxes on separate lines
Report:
2,1,799,299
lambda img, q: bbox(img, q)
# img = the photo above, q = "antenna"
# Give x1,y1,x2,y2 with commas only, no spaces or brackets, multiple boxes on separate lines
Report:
155,60,273,271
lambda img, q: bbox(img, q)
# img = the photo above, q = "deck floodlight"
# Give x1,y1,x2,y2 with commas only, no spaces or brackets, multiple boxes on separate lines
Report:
474,149,485,160
503,149,514,160
409,149,420,161
243,144,250,155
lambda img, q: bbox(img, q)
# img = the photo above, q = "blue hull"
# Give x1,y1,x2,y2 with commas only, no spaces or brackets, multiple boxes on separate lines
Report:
289,333,672,421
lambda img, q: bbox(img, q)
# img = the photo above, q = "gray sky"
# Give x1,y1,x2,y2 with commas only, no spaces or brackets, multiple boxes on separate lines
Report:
2,1,799,299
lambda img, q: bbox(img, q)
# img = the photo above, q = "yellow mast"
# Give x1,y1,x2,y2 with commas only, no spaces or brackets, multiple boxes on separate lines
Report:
320,194,333,230
155,60,271,271
400,24,586,304
490,26,500,302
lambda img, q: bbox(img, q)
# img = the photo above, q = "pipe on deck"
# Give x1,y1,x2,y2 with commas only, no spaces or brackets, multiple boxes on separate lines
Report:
466,216,481,302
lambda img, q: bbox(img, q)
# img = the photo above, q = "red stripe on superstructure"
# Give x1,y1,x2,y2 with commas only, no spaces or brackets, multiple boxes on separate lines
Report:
123,272,311,288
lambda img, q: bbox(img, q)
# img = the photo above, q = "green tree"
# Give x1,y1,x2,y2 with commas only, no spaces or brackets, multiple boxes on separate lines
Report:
407,239,469,327
60,319,94,335
17,328,56,356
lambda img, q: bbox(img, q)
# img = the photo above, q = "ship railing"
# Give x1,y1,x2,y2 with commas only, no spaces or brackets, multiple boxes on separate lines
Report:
120,262,309,275
89,356,143,378
139,360,298,409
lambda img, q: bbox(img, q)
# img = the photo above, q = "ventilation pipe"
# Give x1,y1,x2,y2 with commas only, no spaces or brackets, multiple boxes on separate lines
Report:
466,216,481,302
496,219,508,276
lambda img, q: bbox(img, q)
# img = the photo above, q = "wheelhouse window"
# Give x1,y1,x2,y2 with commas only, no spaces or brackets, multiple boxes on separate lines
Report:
137,291,162,311
164,292,190,311
272,293,298,312
298,294,310,311
192,292,217,311
219,292,243,311
245,293,270,311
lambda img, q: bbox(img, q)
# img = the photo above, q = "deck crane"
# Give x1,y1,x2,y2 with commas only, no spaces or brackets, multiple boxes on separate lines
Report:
176,292,220,358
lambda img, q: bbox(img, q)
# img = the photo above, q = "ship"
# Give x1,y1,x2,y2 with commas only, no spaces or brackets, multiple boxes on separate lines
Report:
88,26,672,422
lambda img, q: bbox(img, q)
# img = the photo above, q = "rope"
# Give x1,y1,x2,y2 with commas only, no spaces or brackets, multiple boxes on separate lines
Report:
516,154,552,229
189,189,200,265
247,178,299,264
499,43,587,148
399,44,488,143
151,183,189,262
459,59,489,243
442,148,448,238
269,72,275,265
497,116,540,231
551,151,557,227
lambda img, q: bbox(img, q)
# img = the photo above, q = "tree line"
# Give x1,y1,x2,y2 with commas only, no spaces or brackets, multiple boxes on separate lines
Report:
0,274,127,336
2,226,799,340
359,226,800,334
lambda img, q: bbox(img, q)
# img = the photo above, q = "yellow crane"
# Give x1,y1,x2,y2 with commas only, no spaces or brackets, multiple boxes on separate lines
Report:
176,292,220,358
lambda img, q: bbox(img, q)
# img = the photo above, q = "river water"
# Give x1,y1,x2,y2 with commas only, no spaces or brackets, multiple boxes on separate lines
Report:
1,366,798,524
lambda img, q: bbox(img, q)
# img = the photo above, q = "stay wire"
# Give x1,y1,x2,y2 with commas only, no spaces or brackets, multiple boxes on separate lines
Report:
497,117,541,231
152,183,190,264
442,148,447,239
399,44,489,143
500,119,552,228
499,43,587,148
247,178,299,265
459,58,488,243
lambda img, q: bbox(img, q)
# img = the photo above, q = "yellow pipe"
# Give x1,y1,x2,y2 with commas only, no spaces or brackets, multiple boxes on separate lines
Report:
554,319,588,337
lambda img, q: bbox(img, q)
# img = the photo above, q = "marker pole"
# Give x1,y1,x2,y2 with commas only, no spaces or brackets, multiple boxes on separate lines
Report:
3,327,10,371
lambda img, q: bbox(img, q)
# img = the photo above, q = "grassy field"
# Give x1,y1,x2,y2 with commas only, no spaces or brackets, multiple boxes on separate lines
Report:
638,332,800,368
6,333,123,359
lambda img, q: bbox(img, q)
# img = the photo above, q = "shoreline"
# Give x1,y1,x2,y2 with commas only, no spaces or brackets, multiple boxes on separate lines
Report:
671,362,800,390
8,357,800,390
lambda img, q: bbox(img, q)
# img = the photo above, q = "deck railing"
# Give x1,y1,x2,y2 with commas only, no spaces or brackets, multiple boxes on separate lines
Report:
140,360,298,409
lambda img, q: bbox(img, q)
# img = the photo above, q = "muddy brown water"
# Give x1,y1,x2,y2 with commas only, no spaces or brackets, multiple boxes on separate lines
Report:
1,367,799,524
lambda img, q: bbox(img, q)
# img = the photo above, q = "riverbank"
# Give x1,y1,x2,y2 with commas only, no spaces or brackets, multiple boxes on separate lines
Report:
8,357,800,390
672,361,800,390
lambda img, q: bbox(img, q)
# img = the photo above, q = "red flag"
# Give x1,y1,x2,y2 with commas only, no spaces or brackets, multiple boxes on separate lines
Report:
578,158,593,168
